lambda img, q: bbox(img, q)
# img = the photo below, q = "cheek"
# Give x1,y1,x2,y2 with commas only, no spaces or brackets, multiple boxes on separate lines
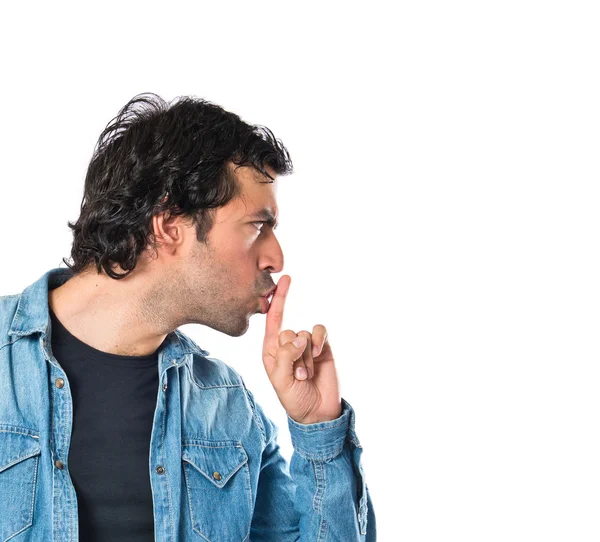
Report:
224,235,258,263
222,230,256,253
218,252,253,284
209,235,259,285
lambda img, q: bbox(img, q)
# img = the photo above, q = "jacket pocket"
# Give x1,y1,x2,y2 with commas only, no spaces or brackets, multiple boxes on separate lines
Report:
182,439,251,542
0,426,41,542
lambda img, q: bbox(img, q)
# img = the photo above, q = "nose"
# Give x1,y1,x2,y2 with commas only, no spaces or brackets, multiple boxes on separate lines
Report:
260,232,284,274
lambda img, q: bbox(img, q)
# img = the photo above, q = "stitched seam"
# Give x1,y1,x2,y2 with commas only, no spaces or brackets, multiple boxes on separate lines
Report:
183,456,245,487
182,441,244,448
311,460,319,513
182,466,195,531
68,384,75,542
61,371,74,542
173,329,208,356
0,450,41,474
293,442,345,462
185,365,244,391
318,517,329,542
289,417,347,432
28,455,39,528
243,463,251,541
313,460,324,514
315,460,328,542
0,455,39,542
241,383,267,445
11,294,25,334
161,392,176,542
0,428,40,437
182,464,212,542
0,335,26,353
50,363,58,542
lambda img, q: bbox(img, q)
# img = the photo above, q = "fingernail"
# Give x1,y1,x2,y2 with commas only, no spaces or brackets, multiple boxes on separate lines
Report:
293,337,306,348
313,345,319,356
295,367,307,379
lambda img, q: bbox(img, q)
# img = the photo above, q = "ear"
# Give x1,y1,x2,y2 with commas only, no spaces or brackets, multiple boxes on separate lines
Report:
152,210,187,255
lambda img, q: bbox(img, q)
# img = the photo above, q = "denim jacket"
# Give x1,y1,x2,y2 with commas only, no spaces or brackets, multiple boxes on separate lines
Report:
0,267,376,541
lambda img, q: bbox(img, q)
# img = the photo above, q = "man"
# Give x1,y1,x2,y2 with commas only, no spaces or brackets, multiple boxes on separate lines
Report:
0,93,376,541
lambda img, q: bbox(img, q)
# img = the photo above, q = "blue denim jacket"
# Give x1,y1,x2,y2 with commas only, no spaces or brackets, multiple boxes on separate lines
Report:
0,267,376,541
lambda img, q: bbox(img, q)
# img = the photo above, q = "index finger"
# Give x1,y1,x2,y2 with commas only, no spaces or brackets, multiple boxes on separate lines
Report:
264,274,291,346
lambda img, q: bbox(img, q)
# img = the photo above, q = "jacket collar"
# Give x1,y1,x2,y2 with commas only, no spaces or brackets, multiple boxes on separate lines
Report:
8,267,209,366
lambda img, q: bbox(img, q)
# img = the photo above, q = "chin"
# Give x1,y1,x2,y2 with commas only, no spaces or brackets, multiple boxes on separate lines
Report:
214,316,250,338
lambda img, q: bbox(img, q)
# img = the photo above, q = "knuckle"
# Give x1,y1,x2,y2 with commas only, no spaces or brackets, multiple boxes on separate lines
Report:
279,329,297,345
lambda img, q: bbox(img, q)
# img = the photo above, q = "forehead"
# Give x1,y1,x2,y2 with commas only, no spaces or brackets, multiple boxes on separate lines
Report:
234,164,278,209
215,164,278,224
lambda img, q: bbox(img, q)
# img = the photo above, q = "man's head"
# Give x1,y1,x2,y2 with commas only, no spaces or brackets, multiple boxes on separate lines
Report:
63,93,293,337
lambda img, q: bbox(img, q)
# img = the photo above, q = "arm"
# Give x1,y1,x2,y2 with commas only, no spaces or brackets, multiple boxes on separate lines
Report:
246,386,377,541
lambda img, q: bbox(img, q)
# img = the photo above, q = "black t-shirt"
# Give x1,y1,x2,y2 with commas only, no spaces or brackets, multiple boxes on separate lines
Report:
49,306,166,542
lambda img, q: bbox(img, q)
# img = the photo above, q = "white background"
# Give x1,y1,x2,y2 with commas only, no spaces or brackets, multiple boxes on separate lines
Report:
1,1,599,540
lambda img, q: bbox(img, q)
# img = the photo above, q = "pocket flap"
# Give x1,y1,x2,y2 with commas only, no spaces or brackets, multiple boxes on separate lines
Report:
0,427,41,474
182,440,248,489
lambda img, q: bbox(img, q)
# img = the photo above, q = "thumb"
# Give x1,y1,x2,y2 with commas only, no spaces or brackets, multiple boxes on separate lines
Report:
270,335,307,390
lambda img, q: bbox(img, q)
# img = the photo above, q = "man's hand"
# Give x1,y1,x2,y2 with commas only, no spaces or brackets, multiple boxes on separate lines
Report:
262,275,342,424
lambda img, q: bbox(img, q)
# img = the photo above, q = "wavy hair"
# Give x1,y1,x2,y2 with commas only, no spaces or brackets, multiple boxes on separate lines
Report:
62,92,293,280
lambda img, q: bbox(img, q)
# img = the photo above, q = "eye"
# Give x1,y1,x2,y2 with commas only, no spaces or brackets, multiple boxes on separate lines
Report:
252,221,266,232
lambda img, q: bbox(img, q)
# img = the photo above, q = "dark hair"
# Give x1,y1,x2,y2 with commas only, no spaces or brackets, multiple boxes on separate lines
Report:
62,92,293,280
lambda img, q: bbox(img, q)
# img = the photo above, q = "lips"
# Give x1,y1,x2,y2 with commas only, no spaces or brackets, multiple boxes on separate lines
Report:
262,293,274,308
262,286,276,300
259,286,275,314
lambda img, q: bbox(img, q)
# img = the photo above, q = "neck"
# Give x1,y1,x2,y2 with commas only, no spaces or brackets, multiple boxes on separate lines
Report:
48,268,171,357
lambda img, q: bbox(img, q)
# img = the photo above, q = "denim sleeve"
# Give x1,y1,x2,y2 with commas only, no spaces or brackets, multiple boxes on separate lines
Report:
244,385,376,541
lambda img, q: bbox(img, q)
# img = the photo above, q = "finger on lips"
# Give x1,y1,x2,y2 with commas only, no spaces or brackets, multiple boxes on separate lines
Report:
266,277,317,381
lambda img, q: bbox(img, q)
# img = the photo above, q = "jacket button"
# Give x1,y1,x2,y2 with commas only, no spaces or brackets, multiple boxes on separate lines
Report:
55,378,65,388
212,471,222,481
156,465,165,475
55,460,64,469
162,382,167,392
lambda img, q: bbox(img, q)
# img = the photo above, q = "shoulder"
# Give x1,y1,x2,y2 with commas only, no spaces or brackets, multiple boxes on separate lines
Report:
0,293,21,316
173,328,244,387
0,294,21,349
173,328,274,444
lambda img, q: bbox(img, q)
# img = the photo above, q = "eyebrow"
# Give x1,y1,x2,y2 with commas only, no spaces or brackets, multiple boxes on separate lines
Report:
248,208,279,230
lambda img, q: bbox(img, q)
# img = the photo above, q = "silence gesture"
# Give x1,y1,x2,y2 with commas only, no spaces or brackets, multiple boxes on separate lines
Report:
262,275,342,424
